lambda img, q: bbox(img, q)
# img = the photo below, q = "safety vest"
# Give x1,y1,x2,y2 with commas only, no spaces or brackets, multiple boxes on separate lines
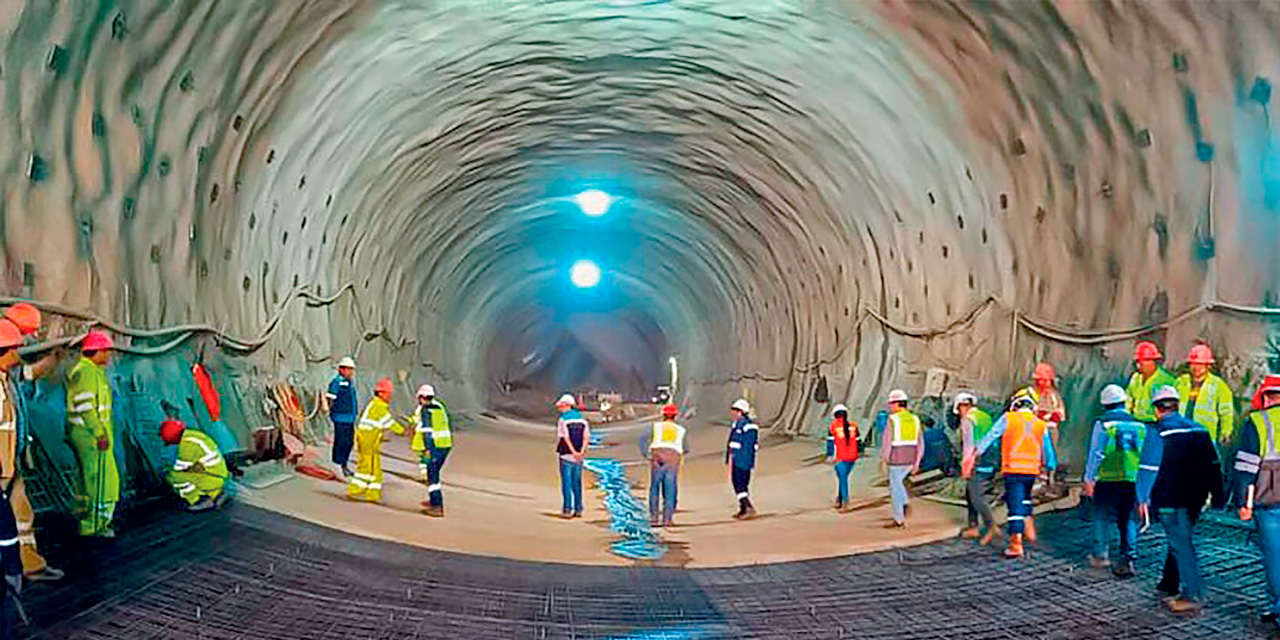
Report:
890,411,921,446
417,402,452,449
173,429,228,478
0,371,16,480
1001,410,1048,475
649,421,686,454
358,397,398,433
1126,368,1176,422
1249,407,1280,463
1175,373,1235,443
1097,418,1146,482
969,408,994,443
66,357,113,437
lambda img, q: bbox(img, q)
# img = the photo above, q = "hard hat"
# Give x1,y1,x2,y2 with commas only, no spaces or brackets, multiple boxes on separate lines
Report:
1010,389,1037,409
417,384,436,398
4,303,40,336
1099,384,1128,406
159,419,186,446
731,399,751,413
556,394,577,407
81,330,114,352
952,392,976,414
1134,341,1162,362
337,357,356,369
1151,385,1180,405
374,378,394,396
1252,375,1280,410
1187,344,1215,365
0,320,21,350
661,403,679,417
887,389,909,404
1032,362,1056,381
832,403,849,416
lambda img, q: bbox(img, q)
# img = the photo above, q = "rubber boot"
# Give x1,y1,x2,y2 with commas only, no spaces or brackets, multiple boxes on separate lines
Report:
738,497,756,520
1004,533,1025,558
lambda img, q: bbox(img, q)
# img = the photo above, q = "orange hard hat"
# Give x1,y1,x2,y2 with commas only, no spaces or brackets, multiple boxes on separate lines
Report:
661,403,679,417
375,378,394,396
0,320,21,350
1032,362,1056,381
159,419,186,445
1133,341,1162,361
1187,344,1215,365
4,303,40,336
81,330,114,352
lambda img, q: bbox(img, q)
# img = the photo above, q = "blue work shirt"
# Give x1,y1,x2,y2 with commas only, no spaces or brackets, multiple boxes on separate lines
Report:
725,416,759,470
326,375,358,424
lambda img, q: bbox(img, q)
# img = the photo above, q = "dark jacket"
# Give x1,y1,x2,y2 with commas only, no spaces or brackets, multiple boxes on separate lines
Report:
326,375,358,423
1137,413,1224,511
725,417,759,470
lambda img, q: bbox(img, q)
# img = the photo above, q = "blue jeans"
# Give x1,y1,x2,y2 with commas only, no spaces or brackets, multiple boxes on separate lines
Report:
1255,506,1280,615
649,462,679,522
1092,481,1138,562
559,458,583,515
888,465,912,523
1004,474,1036,535
425,448,450,508
834,460,856,504
1159,507,1204,601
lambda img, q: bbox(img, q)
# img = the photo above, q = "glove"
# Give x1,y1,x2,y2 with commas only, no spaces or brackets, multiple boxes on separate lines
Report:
97,436,109,451
5,574,21,596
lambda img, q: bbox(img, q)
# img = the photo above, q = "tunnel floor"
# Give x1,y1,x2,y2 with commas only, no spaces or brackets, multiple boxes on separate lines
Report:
19,503,1276,640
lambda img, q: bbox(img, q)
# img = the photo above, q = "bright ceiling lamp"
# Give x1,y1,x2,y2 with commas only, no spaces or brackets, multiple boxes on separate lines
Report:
572,189,613,217
570,260,602,288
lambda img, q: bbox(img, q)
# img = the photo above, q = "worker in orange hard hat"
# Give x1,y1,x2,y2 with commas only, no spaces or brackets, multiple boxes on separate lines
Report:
346,377,404,503
1126,341,1176,424
65,331,119,537
1021,363,1066,471
1173,343,1235,448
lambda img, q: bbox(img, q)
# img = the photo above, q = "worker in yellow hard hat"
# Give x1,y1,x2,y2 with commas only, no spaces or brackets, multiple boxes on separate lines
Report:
346,378,404,503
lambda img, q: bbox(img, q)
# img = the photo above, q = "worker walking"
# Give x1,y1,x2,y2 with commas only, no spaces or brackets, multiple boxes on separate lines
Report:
725,399,759,520
1082,384,1146,577
413,385,452,517
65,331,119,538
966,390,1057,558
326,357,359,478
1233,374,1280,631
825,404,859,512
1137,386,1224,614
956,392,998,544
555,394,589,519
159,419,228,511
641,403,687,527
880,390,922,528
346,378,403,503
1127,341,1176,423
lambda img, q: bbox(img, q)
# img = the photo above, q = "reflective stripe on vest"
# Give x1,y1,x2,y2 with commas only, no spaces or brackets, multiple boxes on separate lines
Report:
890,412,920,446
1098,420,1145,482
1177,374,1231,440
1001,410,1047,475
650,421,685,453
426,405,452,448
1252,407,1280,461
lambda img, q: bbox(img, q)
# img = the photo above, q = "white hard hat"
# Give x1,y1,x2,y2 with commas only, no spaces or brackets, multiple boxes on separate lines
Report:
887,389,909,404
832,404,849,416
1152,385,1180,406
952,392,976,414
337,357,356,369
1099,384,1128,406
417,384,436,398
731,399,751,413
556,394,577,407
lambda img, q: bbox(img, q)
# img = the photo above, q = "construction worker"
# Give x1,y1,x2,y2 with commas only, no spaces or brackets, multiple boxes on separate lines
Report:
879,390,921,528
0,313,61,582
413,385,452,517
956,392,998,544
326,357,359,478
1126,341,1176,423
1081,384,1145,578
1234,374,1280,630
555,394,589,518
825,404,859,512
346,378,403,503
1174,344,1235,448
159,418,228,511
1136,386,1224,614
725,399,759,520
1026,363,1066,463
966,390,1057,558
640,403,687,527
65,331,119,537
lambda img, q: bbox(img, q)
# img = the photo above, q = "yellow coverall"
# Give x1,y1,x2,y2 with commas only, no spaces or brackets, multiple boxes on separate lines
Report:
65,356,119,536
346,396,403,502
0,369,49,573
168,429,228,505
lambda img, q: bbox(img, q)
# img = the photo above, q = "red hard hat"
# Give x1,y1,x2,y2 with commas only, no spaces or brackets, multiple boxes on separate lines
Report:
4,303,40,336
1133,341,1162,361
1187,344,1215,365
0,320,21,350
159,419,186,446
1254,374,1280,411
375,378,394,396
1032,362,1056,381
661,403,679,417
81,330,114,352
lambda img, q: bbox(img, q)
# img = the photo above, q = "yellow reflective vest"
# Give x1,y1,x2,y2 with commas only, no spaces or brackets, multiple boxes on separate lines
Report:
174,429,228,478
411,402,451,451
358,397,404,437
66,357,113,439
1174,373,1236,444
1126,368,1177,422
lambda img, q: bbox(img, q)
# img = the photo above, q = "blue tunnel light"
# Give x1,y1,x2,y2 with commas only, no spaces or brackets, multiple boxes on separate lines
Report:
573,189,613,217
570,260,602,288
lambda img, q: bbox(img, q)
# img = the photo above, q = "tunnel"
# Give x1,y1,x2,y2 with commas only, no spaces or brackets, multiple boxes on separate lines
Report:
5,1,1280,638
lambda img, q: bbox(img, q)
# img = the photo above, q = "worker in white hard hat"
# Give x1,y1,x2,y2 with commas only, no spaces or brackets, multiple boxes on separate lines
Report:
955,392,998,544
325,357,359,477
412,384,452,517
725,399,759,519
880,390,922,528
555,394,590,518
1081,384,1146,577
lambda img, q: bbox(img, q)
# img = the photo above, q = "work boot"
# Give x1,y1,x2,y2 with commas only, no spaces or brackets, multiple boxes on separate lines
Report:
1165,598,1202,615
1112,561,1136,579
187,497,216,513
97,527,116,539
1004,533,1025,558
26,567,64,582
1024,517,1038,543
663,518,674,528
833,499,845,512
341,466,353,479
960,526,981,540
572,511,583,519
739,498,756,520
561,510,573,519
1088,555,1111,569
650,515,662,527
424,506,444,518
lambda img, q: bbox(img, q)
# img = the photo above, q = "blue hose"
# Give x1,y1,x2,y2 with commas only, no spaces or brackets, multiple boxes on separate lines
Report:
583,452,668,561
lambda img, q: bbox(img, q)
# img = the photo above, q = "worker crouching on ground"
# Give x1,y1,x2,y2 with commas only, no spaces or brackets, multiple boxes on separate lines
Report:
1082,384,1146,578
966,390,1057,558
956,392,998,544
65,331,119,538
641,403,686,527
1137,385,1224,614
326,357,359,478
346,378,404,503
825,404,859,512
413,385,452,517
555,394,589,519
1234,374,1280,630
159,418,228,511
880,390,921,528
1127,341,1176,424
725,399,759,520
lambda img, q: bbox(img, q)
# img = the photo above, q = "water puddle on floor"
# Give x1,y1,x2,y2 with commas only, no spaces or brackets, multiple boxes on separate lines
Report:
584,449,668,561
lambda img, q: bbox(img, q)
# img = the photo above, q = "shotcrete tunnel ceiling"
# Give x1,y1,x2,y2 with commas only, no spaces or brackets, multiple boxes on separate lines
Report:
4,1,1280,429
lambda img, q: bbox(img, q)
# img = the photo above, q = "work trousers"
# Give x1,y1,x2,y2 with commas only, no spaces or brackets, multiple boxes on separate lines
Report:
1003,473,1036,535
425,447,450,508
731,465,752,499
4,476,47,575
1255,506,1280,617
1158,507,1204,601
888,465,913,524
346,429,384,502
559,458,584,515
1091,481,1137,563
67,428,118,537
167,470,226,506
965,471,996,531
649,462,679,522
834,460,856,505
331,420,354,468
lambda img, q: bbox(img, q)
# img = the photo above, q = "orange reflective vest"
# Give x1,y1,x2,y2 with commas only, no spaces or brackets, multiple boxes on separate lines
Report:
1001,410,1049,475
